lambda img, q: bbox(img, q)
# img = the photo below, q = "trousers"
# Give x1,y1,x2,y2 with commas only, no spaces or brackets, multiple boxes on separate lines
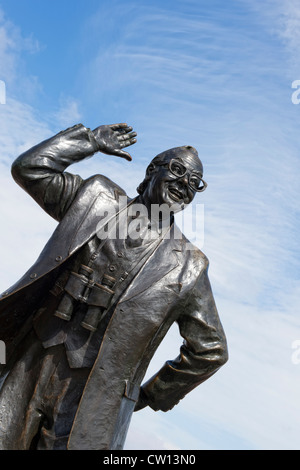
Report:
0,330,90,450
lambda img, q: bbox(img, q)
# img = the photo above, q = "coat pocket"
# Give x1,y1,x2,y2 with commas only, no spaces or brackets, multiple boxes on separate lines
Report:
110,380,140,450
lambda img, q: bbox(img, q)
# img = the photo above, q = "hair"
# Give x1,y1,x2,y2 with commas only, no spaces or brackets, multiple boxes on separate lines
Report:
137,145,203,195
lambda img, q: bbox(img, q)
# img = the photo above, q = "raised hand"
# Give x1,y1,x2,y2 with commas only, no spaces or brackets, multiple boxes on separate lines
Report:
92,123,137,161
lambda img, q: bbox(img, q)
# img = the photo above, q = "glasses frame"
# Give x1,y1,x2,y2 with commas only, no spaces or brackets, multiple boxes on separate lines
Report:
167,158,208,192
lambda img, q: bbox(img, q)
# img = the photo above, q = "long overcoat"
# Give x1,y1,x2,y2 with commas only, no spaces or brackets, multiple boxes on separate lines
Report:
0,124,228,449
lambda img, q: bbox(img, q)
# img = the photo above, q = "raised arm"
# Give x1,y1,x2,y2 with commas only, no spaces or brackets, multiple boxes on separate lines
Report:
11,123,137,221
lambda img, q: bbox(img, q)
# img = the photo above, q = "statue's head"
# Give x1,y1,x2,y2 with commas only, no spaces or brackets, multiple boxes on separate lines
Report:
137,145,207,211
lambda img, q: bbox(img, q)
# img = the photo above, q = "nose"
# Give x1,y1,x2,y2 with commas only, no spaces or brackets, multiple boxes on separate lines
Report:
178,174,189,185
176,173,195,198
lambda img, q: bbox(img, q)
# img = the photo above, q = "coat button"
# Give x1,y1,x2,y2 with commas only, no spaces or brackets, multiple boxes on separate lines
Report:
55,255,63,262
30,273,37,279
120,271,129,282
109,265,116,272
117,251,124,258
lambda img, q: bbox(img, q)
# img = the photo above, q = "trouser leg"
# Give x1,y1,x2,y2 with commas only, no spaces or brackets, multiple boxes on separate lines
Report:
0,331,44,449
35,352,90,450
0,330,90,450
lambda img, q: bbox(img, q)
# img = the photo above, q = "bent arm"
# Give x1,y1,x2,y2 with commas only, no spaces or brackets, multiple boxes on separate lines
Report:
137,263,228,412
11,123,137,222
11,124,99,221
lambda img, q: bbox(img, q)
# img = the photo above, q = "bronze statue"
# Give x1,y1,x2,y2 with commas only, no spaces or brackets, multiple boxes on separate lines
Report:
0,123,228,450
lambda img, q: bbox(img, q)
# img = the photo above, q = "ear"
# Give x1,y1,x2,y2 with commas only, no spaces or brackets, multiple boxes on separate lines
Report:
146,162,156,176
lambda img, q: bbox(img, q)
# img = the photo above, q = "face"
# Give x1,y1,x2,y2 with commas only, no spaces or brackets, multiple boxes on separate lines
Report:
142,152,204,213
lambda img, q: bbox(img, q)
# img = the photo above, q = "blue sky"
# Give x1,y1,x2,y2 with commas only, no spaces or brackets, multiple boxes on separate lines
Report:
0,0,299,450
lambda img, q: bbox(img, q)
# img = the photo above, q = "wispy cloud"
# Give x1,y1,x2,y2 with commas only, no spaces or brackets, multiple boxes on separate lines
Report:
0,7,41,101
79,1,300,450
0,0,299,451
241,0,300,75
54,94,82,127
82,1,300,303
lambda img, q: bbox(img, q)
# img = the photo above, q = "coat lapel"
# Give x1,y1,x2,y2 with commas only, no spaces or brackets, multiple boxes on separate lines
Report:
68,189,138,255
68,188,117,255
119,224,183,303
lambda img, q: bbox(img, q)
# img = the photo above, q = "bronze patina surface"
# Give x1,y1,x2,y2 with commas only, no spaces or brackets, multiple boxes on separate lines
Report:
0,123,228,449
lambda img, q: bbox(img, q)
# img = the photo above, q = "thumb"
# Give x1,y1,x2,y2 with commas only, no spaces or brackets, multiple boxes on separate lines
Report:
114,149,132,161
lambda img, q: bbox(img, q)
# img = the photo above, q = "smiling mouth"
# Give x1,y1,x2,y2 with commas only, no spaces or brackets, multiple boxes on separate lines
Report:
168,186,184,202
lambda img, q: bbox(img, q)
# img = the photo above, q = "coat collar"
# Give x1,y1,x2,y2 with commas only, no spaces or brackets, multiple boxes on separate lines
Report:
119,222,183,303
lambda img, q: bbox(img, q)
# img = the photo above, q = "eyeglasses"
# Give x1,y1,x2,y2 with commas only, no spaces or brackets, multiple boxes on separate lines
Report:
166,159,208,192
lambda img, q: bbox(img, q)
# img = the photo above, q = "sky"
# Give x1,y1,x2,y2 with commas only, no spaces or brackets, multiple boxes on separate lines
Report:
0,0,299,451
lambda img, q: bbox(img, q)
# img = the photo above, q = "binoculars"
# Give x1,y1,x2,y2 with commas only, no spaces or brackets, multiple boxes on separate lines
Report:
54,264,116,332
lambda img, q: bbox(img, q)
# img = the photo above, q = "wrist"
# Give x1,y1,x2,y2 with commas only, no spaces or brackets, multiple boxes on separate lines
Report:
87,128,101,152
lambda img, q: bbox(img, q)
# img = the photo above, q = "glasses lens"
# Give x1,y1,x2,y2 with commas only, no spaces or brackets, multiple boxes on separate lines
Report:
189,175,206,191
189,175,201,190
168,159,207,192
169,160,186,177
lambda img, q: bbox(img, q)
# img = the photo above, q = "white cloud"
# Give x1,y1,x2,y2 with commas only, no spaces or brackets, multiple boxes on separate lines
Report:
240,0,300,75
0,0,300,451
0,98,56,286
54,95,82,127
0,7,41,92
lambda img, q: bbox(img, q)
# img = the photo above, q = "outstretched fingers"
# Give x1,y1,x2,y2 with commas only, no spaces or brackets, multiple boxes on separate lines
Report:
117,131,137,147
109,123,133,133
121,138,137,149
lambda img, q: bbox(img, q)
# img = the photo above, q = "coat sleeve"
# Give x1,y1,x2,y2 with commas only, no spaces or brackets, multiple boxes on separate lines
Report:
137,260,228,412
11,124,100,221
